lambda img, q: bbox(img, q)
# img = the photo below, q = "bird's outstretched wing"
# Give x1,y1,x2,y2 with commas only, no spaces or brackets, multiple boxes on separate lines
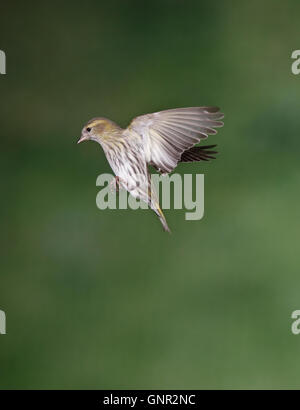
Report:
126,107,224,174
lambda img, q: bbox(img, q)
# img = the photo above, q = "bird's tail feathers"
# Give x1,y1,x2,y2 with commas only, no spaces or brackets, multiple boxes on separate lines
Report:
180,145,218,162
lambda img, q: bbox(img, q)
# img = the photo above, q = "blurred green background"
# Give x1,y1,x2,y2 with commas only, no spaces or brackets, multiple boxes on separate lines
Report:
1,0,300,389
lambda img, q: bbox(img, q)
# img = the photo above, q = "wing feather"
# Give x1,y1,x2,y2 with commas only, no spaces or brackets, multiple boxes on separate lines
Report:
126,106,224,173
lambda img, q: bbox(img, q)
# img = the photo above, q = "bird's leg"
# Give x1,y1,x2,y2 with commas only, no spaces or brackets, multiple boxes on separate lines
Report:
109,176,118,193
115,176,120,192
109,176,125,193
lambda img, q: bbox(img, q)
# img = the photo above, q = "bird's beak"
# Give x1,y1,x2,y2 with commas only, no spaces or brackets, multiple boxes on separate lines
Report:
77,136,88,144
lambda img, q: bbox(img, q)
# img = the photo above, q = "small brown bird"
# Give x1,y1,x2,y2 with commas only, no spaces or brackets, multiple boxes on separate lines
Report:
78,107,224,232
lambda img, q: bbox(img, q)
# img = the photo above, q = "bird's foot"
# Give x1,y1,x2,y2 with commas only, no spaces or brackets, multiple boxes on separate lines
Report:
109,176,123,193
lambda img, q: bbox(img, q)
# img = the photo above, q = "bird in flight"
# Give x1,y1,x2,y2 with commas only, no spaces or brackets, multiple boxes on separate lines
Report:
78,107,224,232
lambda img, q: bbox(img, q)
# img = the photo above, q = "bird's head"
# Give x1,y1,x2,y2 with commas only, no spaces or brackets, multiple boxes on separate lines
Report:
78,117,121,144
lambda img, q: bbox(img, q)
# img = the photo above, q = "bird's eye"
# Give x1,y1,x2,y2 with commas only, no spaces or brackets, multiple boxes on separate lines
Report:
86,127,91,132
